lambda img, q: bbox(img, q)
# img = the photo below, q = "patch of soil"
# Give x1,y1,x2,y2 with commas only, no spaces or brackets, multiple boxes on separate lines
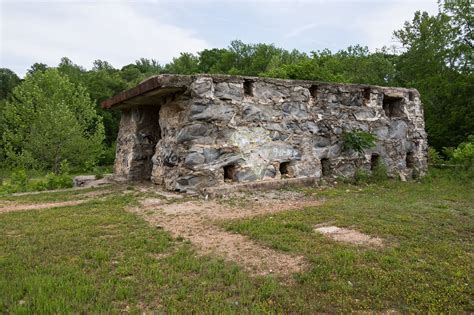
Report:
82,189,114,198
314,225,384,247
0,200,89,214
130,190,323,277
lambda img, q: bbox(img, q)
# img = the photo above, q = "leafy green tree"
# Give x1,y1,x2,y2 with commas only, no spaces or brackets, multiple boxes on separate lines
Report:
57,57,87,86
83,60,127,146
1,69,104,172
197,48,229,73
0,68,21,100
134,58,163,75
263,46,397,86
0,69,21,160
120,65,144,85
164,53,200,74
27,63,48,75
393,0,473,150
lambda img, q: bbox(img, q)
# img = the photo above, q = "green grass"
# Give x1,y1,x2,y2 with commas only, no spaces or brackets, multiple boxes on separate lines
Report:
223,170,474,312
1,169,473,313
0,192,293,314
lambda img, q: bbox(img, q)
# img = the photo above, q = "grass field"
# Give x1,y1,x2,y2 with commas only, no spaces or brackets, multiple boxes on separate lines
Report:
0,169,472,313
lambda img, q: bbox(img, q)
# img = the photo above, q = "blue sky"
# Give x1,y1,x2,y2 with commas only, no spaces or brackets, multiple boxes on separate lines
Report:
1,0,438,77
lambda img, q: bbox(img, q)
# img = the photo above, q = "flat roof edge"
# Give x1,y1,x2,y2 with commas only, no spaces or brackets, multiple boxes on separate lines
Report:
101,75,193,109
101,74,418,109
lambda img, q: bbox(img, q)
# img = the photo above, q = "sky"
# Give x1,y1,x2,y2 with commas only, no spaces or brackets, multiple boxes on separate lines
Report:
1,0,439,77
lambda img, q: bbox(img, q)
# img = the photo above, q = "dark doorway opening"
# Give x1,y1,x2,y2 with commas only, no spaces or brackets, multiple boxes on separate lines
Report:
321,158,331,177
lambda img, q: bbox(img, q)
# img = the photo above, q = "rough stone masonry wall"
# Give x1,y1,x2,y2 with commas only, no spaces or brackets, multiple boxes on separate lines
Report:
115,75,427,192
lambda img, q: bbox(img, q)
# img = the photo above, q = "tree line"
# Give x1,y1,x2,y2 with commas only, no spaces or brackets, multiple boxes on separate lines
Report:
0,0,472,173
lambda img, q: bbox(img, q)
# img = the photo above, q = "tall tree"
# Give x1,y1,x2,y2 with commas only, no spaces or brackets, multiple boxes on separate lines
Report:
394,0,473,150
0,68,21,100
1,69,104,172
164,53,199,74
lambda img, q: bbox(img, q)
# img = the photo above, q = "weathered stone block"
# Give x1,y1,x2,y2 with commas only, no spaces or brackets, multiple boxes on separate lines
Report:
104,74,428,192
214,82,243,101
176,123,215,143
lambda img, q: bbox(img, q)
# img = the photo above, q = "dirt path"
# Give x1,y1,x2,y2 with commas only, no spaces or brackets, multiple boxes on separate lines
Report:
0,189,113,214
130,190,323,277
0,200,89,213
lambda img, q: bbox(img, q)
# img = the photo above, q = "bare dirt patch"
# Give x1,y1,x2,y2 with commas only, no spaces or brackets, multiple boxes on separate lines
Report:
81,189,114,198
0,200,89,214
129,190,323,277
314,225,384,247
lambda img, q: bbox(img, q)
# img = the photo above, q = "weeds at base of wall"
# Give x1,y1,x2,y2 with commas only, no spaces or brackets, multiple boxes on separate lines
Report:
348,160,389,185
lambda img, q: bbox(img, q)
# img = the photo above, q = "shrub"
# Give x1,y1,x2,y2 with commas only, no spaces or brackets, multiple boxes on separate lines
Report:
428,146,444,165
10,169,29,192
342,130,377,155
93,167,104,180
0,161,73,195
452,135,474,165
353,160,388,185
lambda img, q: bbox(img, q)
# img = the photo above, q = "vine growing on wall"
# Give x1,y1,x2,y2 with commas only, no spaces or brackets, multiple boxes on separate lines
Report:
341,130,377,155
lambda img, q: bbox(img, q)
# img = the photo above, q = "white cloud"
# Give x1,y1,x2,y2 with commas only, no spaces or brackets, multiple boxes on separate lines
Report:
354,1,439,50
1,1,210,76
0,0,442,76
252,0,439,52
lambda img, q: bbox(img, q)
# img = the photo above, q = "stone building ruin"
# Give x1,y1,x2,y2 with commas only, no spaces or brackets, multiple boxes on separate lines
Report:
102,74,428,193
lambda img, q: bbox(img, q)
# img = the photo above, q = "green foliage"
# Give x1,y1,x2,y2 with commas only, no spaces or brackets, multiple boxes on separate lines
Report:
27,63,48,75
452,135,474,163
341,130,377,154
353,159,388,185
93,166,104,180
0,163,72,194
1,69,105,172
265,46,397,86
165,53,199,74
451,135,474,177
9,169,29,192
427,138,473,180
353,169,372,184
371,158,389,181
0,68,21,100
393,0,473,150
99,142,116,166
428,146,445,165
